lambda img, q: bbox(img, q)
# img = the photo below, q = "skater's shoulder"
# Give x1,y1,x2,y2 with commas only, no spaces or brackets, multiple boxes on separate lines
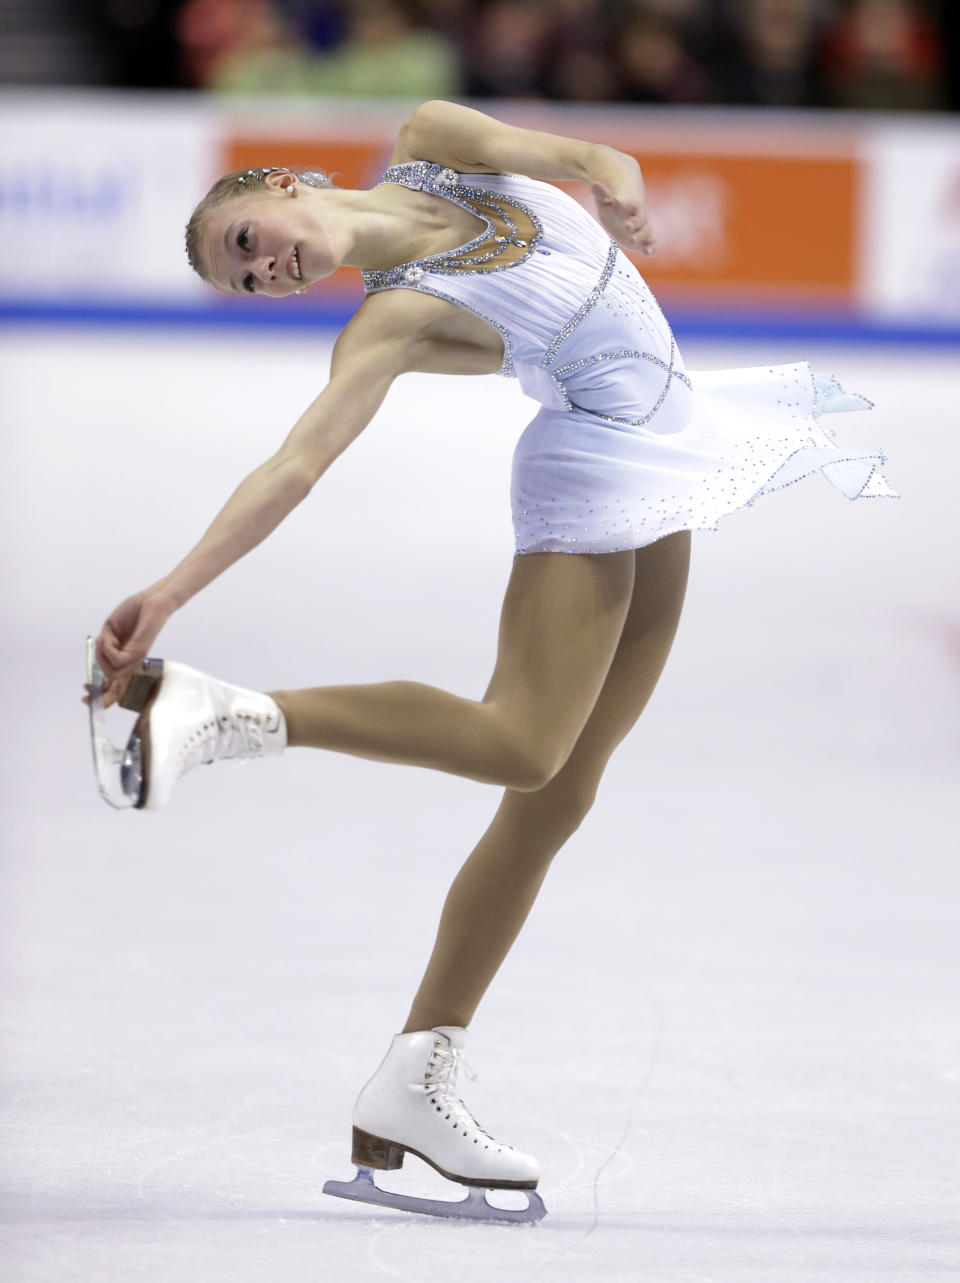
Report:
331,290,426,375
335,287,504,380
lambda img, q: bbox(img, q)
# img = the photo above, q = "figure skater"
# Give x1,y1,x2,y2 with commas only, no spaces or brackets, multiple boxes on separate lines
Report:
86,100,894,1222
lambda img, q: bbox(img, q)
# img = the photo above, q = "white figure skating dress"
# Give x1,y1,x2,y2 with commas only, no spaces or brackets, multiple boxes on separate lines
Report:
362,162,896,554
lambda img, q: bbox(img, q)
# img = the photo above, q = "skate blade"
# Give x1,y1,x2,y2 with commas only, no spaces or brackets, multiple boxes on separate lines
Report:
85,636,162,810
322,1167,547,1225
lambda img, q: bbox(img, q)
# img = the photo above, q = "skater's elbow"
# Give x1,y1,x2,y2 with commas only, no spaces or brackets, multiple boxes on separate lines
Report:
264,451,320,503
278,442,343,494
278,378,389,488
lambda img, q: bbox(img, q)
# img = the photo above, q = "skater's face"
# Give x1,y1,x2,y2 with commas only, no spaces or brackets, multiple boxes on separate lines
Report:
200,172,338,298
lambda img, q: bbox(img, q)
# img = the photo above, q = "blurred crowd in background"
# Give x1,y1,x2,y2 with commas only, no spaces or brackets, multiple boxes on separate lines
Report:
2,0,956,111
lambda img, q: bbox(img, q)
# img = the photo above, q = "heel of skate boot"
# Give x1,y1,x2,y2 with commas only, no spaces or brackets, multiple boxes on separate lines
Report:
352,1127,405,1171
119,658,164,712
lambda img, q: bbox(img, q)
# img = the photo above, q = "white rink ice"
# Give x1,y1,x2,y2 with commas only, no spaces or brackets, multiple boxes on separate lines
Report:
1,327,958,1282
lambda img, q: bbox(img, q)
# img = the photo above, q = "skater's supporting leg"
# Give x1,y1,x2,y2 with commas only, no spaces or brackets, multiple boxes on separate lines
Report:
271,550,635,791
402,531,691,1032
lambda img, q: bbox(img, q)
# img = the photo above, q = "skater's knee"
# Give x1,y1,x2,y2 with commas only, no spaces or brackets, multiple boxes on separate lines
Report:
481,714,564,792
496,743,556,792
522,771,600,833
547,776,599,831
509,758,560,792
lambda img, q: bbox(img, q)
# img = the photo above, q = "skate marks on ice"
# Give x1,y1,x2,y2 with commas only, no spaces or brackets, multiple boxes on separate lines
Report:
509,993,665,1282
314,999,661,1244
132,1117,347,1230
5,334,958,1282
120,1121,493,1282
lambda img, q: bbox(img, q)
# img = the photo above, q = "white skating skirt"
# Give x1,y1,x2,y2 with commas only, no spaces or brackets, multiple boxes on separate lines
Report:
510,362,896,555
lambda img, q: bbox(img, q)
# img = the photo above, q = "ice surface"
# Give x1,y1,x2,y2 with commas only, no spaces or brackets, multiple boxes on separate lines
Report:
1,328,957,1281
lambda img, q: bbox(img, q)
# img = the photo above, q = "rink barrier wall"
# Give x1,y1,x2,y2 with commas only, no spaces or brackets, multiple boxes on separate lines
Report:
1,93,959,336
3,298,958,345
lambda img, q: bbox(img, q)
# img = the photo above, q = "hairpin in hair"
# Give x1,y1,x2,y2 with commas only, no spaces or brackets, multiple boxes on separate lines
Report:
237,167,279,186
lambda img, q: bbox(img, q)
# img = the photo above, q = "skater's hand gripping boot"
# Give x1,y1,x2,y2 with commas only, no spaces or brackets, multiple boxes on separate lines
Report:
93,589,176,707
86,641,286,811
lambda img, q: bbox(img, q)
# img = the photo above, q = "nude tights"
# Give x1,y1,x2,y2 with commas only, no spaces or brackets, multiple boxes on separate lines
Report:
271,532,691,1031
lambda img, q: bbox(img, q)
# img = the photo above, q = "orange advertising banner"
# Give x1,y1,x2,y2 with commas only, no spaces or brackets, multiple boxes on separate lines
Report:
224,126,858,309
609,152,856,304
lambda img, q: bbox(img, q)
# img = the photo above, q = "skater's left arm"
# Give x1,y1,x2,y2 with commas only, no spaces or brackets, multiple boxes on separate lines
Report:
393,100,656,255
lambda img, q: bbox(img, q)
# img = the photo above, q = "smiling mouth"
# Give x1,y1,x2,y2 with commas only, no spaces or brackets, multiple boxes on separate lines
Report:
289,246,303,282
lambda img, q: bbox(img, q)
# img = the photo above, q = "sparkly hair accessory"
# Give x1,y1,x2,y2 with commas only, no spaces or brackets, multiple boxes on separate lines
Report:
236,167,332,190
299,170,333,189
237,167,280,186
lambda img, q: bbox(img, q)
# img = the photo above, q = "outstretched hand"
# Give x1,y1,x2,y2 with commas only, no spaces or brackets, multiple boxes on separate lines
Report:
591,180,657,257
84,590,175,708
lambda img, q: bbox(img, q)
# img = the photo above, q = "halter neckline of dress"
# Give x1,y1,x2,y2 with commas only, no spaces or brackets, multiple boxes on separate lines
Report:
363,162,546,291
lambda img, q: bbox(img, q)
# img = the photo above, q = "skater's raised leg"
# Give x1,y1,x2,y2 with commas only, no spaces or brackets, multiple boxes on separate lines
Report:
120,549,635,811
272,549,635,790
403,531,691,1032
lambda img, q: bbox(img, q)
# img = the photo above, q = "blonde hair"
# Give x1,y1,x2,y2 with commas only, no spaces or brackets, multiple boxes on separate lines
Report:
185,166,334,281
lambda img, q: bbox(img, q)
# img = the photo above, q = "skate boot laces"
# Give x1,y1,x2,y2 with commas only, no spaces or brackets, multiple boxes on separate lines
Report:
422,1040,504,1149
177,708,269,777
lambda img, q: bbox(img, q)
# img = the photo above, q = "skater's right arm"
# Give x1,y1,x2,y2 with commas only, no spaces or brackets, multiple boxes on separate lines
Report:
155,323,405,606
93,312,410,689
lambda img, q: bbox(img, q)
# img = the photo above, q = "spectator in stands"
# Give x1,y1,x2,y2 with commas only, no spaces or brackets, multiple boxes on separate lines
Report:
75,0,955,111
210,0,461,98
461,0,552,98
177,0,296,89
409,0,475,44
821,0,945,110
614,5,714,104
538,0,620,103
709,0,825,106
279,1,347,54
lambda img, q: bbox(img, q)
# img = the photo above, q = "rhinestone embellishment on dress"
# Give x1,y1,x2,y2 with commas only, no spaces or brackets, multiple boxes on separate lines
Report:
361,162,544,292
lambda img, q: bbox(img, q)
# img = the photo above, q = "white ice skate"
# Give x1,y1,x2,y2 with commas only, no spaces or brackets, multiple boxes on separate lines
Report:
323,1027,547,1224
85,638,285,810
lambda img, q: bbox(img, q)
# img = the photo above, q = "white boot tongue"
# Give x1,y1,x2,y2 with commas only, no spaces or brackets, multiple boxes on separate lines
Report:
431,1025,468,1050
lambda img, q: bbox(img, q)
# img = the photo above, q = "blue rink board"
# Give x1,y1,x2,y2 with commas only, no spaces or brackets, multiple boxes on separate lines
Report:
2,297,959,346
